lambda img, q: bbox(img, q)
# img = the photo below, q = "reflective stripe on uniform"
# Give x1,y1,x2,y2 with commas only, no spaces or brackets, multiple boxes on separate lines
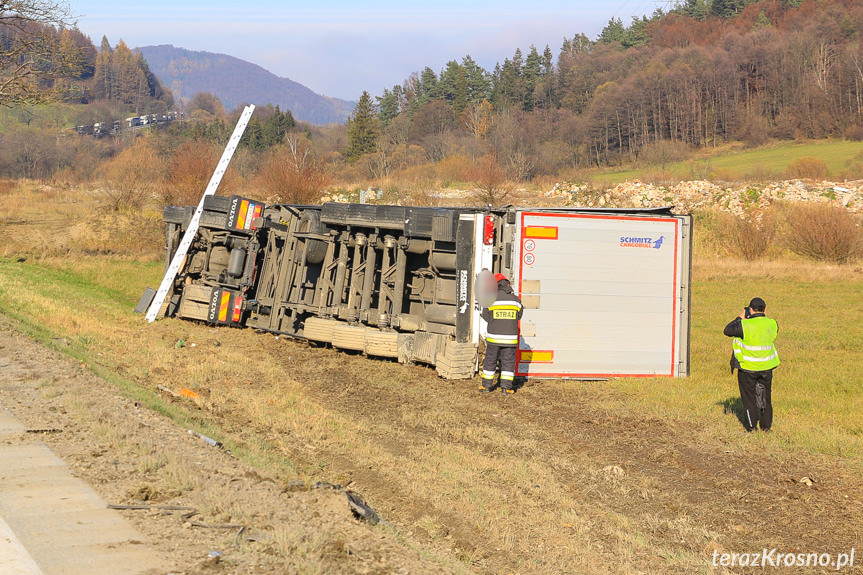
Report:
486,334,518,345
739,352,778,363
481,370,496,379
500,371,514,381
488,300,523,310
739,343,774,351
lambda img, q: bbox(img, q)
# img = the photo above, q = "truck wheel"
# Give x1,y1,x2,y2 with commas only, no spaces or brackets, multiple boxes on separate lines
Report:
200,210,228,230
163,206,186,225
298,210,327,265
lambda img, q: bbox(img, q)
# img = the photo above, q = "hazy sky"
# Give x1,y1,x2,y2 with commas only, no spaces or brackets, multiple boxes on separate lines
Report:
69,0,660,102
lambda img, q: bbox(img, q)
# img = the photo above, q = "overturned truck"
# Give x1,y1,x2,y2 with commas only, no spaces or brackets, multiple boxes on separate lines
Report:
161,196,692,379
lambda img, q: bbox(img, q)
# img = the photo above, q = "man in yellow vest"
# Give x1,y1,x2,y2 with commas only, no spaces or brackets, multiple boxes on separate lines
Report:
724,297,780,432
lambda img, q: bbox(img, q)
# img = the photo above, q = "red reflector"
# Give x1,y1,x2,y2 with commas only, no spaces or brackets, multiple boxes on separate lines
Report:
232,296,243,323
251,204,262,229
483,215,495,244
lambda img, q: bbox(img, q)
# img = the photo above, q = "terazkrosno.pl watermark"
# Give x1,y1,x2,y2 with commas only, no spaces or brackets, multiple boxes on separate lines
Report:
712,549,855,570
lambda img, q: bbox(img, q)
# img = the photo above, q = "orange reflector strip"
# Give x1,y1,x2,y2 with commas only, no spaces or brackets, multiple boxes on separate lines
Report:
519,350,554,363
218,291,231,322
523,226,558,239
237,200,249,229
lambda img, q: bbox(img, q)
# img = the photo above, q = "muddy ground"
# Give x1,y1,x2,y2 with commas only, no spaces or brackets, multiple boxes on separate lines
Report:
2,314,863,574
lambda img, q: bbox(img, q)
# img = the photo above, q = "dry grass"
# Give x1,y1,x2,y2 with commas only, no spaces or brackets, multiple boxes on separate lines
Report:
3,180,863,574
781,203,863,263
713,210,776,260
0,180,165,258
4,251,863,573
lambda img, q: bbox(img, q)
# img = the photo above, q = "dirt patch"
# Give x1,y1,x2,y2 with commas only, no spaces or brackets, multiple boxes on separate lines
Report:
256,335,863,573
0,320,461,574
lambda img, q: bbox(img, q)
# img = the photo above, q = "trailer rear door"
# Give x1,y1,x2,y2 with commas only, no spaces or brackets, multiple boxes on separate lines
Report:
515,211,690,378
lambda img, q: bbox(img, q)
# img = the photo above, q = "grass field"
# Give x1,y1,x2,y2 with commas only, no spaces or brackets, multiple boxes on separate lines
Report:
2,253,863,573
3,172,863,572
1,255,860,465
593,140,863,186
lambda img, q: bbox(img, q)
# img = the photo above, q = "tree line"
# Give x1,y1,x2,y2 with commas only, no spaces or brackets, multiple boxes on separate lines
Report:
0,4,173,113
3,0,862,197
344,0,863,179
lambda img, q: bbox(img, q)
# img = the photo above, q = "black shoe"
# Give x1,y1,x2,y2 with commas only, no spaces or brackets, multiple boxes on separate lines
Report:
477,385,494,394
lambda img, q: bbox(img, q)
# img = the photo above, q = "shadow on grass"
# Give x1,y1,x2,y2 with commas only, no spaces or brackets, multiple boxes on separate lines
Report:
718,396,748,430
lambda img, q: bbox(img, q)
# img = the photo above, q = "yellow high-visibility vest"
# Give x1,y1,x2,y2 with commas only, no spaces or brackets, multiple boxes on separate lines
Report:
733,316,779,371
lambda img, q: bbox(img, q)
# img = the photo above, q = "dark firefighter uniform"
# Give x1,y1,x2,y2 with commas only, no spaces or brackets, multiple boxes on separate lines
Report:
724,305,780,432
480,274,523,394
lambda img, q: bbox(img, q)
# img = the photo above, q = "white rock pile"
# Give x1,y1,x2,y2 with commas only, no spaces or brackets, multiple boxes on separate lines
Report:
547,179,863,216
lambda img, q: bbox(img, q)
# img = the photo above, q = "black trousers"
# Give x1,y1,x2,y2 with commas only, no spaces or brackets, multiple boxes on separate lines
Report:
738,368,773,431
481,343,517,390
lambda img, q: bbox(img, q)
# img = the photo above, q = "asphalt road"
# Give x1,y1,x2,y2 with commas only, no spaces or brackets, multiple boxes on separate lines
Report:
0,406,167,575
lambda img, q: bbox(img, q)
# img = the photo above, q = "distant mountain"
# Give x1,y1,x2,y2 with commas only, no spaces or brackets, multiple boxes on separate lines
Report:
137,45,355,125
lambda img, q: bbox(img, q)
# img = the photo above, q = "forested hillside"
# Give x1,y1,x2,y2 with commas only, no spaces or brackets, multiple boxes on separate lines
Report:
138,45,355,125
0,18,170,115
3,0,863,198
349,0,863,178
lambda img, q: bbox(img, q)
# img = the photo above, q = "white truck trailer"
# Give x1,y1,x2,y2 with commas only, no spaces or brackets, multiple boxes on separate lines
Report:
157,198,691,379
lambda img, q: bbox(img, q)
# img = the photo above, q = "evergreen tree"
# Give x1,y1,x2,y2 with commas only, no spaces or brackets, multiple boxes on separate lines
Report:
494,49,524,108
345,91,380,163
711,0,750,18
622,16,651,48
522,45,543,110
542,45,554,77
377,86,402,126
242,119,265,150
462,55,491,103
250,105,296,147
598,17,626,44
418,66,440,106
678,0,711,20
440,60,469,116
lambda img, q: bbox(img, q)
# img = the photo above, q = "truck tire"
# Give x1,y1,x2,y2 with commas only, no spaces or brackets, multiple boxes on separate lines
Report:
200,210,228,230
298,210,327,265
364,329,398,358
303,317,336,343
163,206,186,225
332,324,366,351
203,195,232,213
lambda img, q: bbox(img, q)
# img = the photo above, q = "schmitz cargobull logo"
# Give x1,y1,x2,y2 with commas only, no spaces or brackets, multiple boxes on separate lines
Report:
620,235,665,249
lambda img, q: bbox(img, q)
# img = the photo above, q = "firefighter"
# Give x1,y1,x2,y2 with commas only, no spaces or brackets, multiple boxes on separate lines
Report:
723,297,780,432
479,273,523,395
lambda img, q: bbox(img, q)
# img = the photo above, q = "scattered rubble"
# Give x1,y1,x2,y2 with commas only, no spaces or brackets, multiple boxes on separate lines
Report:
546,179,863,216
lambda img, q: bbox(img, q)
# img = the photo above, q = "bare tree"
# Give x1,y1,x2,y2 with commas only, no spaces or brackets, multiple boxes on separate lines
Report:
468,153,511,206
0,1,80,107
462,99,493,140
258,134,330,204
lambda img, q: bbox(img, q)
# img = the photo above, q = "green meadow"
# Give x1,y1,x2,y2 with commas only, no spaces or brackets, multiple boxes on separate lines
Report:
593,140,863,186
